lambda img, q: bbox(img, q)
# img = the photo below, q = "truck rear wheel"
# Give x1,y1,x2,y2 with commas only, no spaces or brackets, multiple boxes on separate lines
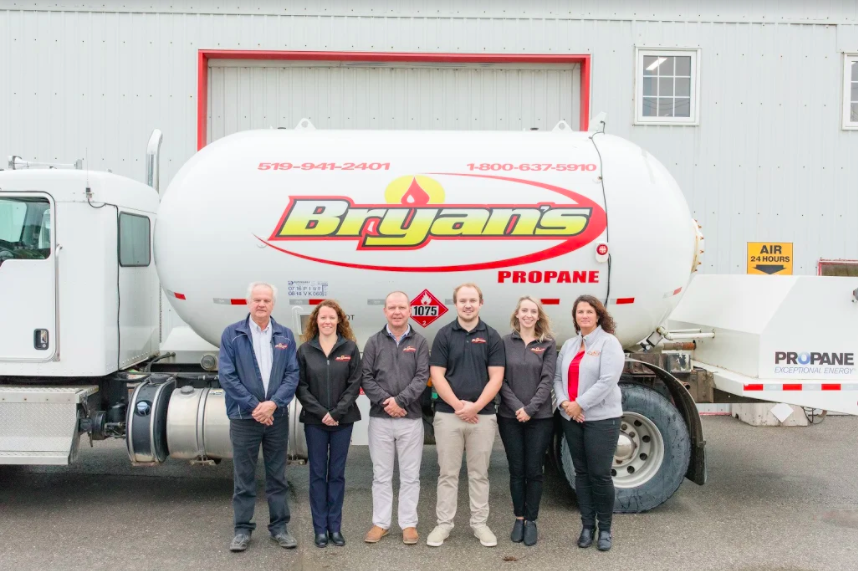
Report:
558,383,691,513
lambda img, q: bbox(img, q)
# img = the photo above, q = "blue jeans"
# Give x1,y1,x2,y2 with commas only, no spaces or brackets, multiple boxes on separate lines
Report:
305,423,354,534
229,415,291,536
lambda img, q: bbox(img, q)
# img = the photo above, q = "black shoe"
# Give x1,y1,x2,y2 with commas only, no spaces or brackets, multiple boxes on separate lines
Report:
230,533,251,552
314,533,328,548
510,519,524,543
577,527,595,548
328,531,346,546
597,530,612,551
523,520,537,546
271,530,297,549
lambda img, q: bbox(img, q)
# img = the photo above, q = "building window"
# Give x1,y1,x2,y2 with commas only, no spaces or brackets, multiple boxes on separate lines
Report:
635,48,700,125
844,55,858,130
119,213,150,267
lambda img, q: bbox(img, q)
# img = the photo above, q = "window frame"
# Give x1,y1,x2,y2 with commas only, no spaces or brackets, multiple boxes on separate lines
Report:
118,212,151,268
843,54,858,131
634,47,701,126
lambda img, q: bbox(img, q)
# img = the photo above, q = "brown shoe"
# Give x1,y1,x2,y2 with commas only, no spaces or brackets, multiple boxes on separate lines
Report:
403,527,419,545
364,525,389,543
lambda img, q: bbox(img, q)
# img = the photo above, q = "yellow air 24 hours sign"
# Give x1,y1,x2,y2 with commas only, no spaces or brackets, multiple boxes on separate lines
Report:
747,243,793,275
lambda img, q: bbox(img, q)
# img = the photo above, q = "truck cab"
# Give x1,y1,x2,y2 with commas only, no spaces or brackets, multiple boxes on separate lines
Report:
0,169,160,464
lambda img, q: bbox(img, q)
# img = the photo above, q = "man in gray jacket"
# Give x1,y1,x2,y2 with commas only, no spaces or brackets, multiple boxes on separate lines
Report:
361,291,430,546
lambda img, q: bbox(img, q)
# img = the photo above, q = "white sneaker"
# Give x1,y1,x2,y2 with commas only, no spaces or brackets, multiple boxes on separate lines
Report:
472,525,498,547
426,525,452,547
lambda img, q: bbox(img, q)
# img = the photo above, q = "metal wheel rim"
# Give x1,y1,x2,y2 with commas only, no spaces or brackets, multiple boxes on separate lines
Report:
612,412,665,489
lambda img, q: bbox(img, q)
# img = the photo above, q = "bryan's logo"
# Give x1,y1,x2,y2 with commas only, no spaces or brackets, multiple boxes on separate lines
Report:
335,355,352,362
262,173,607,272
530,347,546,353
402,346,417,353
471,337,487,344
274,343,289,350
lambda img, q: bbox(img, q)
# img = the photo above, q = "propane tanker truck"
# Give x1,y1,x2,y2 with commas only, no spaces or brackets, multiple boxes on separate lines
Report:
1,118,856,513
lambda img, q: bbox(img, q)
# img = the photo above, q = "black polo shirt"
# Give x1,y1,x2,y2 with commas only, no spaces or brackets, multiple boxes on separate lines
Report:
429,318,505,415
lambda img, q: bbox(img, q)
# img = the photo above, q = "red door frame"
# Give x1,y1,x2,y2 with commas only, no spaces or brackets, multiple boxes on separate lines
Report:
197,49,591,150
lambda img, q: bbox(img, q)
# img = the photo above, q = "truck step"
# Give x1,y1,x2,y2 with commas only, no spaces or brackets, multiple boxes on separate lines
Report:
0,386,98,466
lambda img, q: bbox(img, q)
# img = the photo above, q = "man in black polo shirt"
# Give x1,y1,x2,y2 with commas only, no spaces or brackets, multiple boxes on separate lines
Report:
426,283,505,548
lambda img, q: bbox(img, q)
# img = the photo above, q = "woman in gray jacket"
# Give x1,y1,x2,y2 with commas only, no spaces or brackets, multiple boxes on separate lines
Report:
554,295,624,552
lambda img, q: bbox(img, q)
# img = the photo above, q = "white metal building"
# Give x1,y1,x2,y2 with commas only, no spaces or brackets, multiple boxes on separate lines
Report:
2,1,857,339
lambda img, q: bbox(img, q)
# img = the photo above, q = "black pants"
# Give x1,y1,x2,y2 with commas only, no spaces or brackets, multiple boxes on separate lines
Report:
305,423,354,535
497,416,554,521
560,416,621,531
230,414,291,536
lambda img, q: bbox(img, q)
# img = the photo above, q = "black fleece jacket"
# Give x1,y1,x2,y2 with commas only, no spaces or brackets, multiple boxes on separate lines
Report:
296,335,362,425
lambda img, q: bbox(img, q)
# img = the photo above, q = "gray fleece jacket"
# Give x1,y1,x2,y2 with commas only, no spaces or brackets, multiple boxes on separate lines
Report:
553,326,625,422
360,326,430,419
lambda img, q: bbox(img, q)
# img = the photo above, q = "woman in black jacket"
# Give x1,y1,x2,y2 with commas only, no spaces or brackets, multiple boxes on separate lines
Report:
296,300,362,548
498,296,556,547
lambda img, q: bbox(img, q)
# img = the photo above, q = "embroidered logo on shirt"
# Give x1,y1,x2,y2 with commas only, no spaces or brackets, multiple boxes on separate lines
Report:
335,355,352,361
274,343,289,350
471,337,487,344
402,346,417,352
586,350,601,356
530,347,546,353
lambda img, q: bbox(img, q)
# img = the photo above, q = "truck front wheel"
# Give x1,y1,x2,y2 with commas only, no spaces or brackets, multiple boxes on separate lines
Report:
558,383,691,513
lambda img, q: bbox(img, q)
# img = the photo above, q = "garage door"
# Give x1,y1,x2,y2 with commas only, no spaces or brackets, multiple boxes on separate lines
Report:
207,59,581,143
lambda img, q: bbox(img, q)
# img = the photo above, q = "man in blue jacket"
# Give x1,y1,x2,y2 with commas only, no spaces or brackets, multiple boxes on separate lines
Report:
219,282,300,552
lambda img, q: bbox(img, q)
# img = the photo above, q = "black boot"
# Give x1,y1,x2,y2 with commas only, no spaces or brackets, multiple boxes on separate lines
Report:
523,520,538,546
597,530,612,551
314,533,328,548
328,531,346,546
510,519,524,543
577,526,595,548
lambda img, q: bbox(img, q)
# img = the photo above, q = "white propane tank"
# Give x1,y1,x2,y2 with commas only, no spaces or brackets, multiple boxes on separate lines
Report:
156,124,700,349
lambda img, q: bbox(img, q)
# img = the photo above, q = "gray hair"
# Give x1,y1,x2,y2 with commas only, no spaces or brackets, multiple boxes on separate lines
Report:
246,282,278,303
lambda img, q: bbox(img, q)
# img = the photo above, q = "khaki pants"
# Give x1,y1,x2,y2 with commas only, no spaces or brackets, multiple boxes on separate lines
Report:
368,416,424,530
433,411,497,528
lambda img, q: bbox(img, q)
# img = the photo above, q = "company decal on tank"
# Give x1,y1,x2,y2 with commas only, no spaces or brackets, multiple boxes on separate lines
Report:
258,173,607,272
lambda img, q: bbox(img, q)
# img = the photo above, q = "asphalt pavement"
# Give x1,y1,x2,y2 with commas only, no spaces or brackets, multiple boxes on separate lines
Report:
1,415,856,571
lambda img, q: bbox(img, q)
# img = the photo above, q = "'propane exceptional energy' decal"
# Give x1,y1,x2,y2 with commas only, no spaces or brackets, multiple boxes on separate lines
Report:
259,173,607,272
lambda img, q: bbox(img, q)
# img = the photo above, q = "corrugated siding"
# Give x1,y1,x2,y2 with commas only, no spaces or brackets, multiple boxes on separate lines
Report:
0,6,856,280
0,1,857,23
207,61,580,139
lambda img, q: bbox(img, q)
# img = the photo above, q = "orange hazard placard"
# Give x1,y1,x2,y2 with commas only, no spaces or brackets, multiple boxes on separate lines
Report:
747,243,793,275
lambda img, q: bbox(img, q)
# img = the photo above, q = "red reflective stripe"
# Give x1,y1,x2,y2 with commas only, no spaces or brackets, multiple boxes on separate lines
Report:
782,384,802,391
174,293,186,300
230,299,247,305
744,384,764,391
822,384,841,390
309,299,324,305
541,298,560,305
616,298,635,305
673,287,683,295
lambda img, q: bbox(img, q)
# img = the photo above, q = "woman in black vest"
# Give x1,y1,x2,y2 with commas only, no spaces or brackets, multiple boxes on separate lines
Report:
296,300,362,548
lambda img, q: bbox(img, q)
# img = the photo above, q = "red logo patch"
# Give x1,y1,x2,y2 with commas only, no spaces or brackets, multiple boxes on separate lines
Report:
471,337,487,344
402,346,417,352
335,355,352,362
274,343,289,350
409,289,448,328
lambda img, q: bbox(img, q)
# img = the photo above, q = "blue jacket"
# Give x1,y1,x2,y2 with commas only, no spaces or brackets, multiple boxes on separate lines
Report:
218,315,300,420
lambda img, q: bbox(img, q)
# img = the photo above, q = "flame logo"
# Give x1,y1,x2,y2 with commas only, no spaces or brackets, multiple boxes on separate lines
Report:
420,293,432,305
384,175,445,205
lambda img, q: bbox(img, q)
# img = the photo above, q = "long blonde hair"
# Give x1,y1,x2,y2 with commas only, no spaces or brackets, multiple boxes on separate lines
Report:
509,296,554,342
301,300,356,343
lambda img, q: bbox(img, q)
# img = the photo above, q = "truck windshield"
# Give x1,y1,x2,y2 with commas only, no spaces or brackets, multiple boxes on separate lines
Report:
0,197,51,265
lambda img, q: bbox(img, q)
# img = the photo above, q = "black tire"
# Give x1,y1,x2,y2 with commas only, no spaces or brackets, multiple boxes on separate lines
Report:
557,383,691,513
